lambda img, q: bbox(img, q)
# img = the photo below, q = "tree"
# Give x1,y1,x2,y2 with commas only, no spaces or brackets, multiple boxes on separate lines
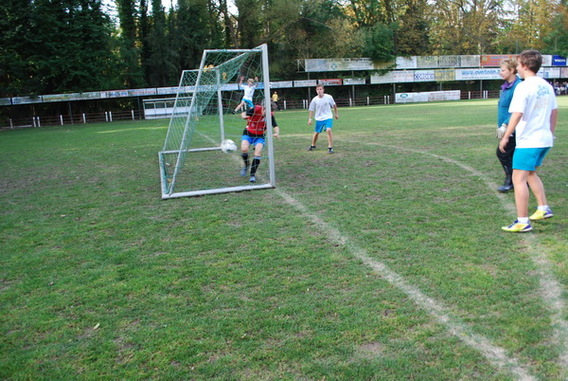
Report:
235,0,264,47
395,0,430,56
145,0,177,86
543,2,568,57
172,0,213,71
116,0,145,88
430,0,503,54
1,0,118,96
361,22,397,61
0,0,35,96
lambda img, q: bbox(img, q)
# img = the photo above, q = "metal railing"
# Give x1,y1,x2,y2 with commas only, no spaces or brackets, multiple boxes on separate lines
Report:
0,90,505,131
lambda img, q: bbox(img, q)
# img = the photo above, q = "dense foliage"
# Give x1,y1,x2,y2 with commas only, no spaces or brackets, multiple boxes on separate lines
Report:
1,0,567,97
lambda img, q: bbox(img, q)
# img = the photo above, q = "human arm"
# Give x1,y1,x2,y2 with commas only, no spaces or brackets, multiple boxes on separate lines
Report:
333,103,338,119
499,112,522,153
550,108,558,135
308,110,314,125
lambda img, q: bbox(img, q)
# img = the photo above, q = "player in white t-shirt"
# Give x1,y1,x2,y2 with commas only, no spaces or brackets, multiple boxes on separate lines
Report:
498,50,559,233
307,84,339,154
234,76,258,113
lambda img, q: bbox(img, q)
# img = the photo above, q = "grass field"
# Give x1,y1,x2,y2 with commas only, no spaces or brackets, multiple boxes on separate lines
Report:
1,98,567,380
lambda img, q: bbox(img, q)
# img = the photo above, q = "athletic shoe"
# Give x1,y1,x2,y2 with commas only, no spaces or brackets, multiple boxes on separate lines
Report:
328,148,334,154
529,208,553,221
249,175,256,183
240,167,247,176
497,184,513,193
307,145,315,151
502,220,532,233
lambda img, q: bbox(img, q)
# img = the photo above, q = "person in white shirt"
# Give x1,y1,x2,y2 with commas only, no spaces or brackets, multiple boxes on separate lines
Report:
234,76,258,113
498,50,558,233
307,84,339,154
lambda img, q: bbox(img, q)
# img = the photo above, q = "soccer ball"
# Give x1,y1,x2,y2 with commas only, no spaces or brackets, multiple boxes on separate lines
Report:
220,139,237,153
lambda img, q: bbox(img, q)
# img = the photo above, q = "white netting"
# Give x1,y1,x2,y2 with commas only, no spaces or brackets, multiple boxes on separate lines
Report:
159,45,275,199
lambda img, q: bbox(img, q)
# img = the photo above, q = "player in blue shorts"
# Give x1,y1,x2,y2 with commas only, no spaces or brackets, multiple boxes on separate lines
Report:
498,50,558,233
307,84,338,154
240,105,279,183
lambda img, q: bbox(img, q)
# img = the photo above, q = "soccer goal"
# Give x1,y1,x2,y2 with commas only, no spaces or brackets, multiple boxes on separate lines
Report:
158,44,275,199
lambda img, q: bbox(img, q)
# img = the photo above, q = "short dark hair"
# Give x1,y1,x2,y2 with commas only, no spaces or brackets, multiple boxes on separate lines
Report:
518,50,542,74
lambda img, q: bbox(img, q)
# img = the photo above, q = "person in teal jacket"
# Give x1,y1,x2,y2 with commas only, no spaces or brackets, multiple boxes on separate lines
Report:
495,58,522,192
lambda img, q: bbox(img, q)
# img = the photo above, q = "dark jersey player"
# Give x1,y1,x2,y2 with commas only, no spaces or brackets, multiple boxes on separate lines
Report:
240,105,279,183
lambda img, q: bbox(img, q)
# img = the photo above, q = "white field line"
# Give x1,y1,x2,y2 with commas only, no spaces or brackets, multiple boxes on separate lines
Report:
207,128,566,377
382,144,568,374
274,143,566,380
276,189,536,381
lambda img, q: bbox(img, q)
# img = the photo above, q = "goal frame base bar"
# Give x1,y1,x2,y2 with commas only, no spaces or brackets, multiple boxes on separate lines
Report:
161,184,275,200
158,150,275,199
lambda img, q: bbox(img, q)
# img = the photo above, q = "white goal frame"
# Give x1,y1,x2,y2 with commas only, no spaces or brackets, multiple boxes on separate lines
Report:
158,44,275,199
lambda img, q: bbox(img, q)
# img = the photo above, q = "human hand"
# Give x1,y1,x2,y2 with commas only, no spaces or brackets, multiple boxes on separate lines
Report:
496,123,507,139
498,136,509,153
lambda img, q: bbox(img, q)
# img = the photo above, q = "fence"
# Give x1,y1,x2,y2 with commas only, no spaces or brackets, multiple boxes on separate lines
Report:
0,90,502,131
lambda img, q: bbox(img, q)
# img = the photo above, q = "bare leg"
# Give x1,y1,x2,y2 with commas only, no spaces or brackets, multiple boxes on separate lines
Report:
526,171,547,207
326,128,333,148
311,132,319,147
512,169,530,218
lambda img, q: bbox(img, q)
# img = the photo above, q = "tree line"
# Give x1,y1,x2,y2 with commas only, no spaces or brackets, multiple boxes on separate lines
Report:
1,0,567,98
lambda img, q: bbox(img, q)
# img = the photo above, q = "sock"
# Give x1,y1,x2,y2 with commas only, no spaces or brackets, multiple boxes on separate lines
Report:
241,153,249,169
538,205,549,211
250,157,261,175
518,217,530,224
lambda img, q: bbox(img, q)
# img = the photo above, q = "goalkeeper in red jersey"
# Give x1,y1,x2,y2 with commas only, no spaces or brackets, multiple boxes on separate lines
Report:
240,105,279,183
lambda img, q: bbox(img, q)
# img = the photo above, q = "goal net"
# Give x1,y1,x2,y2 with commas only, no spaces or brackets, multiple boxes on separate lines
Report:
158,44,275,199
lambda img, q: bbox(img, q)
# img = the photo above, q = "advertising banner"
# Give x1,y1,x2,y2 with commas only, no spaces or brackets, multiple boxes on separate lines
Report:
319,79,343,86
395,90,460,104
414,70,435,82
456,68,500,80
396,56,417,69
438,55,460,68
460,55,480,67
343,78,366,85
542,55,553,66
0,98,12,106
101,90,130,98
156,87,179,95
293,80,318,87
541,67,560,79
12,96,42,104
270,81,294,88
481,54,515,67
392,71,414,83
416,56,438,68
42,93,81,102
552,55,567,66
304,58,375,72
129,88,157,96
434,69,456,81
370,71,395,84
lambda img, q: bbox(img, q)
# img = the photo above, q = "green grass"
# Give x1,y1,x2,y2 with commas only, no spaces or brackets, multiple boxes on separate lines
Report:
1,98,567,380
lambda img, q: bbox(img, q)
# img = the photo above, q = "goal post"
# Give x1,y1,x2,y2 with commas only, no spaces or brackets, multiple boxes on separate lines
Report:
158,44,275,199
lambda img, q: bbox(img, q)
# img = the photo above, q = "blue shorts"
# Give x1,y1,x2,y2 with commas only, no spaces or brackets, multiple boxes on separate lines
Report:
513,147,550,171
243,99,254,108
315,119,333,133
242,135,265,147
